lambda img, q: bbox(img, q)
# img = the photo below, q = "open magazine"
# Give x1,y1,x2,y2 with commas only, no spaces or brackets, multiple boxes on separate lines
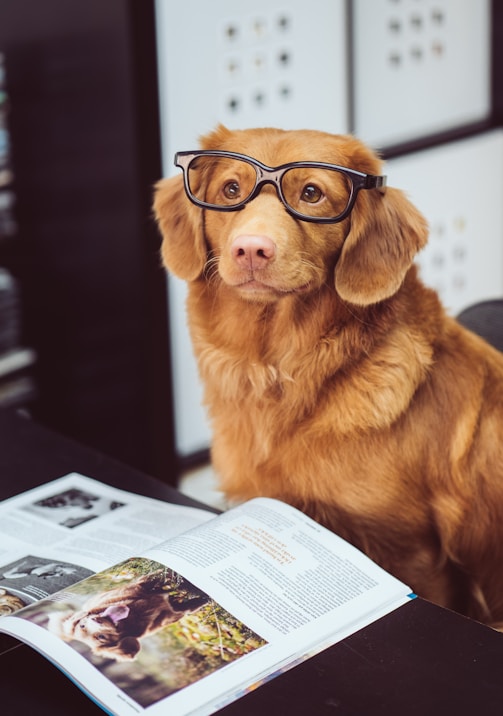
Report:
0,473,415,715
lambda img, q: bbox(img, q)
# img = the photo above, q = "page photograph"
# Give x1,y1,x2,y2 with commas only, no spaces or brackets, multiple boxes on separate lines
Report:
0,555,93,614
22,486,127,529
15,557,268,711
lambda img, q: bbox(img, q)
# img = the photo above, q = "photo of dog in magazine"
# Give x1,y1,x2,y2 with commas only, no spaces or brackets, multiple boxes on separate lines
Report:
22,560,267,710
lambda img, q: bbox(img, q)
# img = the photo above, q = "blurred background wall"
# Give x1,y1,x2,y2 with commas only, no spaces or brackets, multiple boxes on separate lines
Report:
0,0,501,485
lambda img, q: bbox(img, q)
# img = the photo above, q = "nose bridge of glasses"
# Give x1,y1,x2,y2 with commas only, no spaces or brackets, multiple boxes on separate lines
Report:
253,165,284,200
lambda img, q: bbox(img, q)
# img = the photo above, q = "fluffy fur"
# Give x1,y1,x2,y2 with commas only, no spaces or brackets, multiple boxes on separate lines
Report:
154,126,503,628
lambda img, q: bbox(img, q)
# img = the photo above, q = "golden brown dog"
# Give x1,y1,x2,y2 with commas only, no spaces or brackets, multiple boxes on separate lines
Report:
154,126,503,628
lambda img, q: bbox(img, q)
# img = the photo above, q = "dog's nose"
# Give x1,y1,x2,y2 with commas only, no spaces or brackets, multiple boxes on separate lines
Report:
231,235,276,270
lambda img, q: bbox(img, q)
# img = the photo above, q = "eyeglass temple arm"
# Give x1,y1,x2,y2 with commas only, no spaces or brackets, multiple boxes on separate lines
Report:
365,174,387,194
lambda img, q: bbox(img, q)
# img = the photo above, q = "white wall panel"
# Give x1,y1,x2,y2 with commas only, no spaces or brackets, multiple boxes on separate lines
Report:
388,130,503,314
353,0,491,149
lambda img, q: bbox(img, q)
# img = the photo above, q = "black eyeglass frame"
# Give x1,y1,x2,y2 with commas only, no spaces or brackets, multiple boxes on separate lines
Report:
175,149,387,224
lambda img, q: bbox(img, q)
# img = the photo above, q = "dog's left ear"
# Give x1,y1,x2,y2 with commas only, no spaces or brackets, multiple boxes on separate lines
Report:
334,187,428,306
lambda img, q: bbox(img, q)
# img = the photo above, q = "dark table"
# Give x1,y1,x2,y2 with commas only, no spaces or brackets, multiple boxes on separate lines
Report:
1,408,502,715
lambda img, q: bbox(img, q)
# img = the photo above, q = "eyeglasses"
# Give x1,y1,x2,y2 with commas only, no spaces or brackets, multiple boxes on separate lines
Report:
175,150,386,224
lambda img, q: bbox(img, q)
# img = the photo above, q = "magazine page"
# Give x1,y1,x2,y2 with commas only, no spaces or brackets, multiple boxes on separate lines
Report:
0,473,214,614
0,497,413,716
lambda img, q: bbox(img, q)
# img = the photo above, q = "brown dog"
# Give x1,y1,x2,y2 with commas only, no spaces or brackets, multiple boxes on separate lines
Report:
49,572,208,660
154,126,503,628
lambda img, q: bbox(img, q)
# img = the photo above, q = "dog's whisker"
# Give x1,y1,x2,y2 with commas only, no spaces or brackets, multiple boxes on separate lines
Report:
338,299,374,328
203,254,220,282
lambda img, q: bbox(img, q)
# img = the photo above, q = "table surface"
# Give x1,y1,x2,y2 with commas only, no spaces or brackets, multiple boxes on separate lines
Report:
0,408,502,715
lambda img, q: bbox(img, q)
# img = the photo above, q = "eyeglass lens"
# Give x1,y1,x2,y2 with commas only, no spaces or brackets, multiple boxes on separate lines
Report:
186,155,353,220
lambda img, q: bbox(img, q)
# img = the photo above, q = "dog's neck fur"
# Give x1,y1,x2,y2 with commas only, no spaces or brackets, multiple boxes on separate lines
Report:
187,266,439,434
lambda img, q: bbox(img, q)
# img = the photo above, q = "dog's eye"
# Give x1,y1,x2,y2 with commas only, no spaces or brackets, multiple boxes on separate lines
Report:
222,181,241,200
301,184,323,203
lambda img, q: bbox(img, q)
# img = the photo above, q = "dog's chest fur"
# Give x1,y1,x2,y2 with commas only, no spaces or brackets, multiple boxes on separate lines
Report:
188,276,436,507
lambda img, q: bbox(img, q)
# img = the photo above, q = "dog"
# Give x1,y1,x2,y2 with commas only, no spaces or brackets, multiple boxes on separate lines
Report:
154,125,503,629
49,572,208,660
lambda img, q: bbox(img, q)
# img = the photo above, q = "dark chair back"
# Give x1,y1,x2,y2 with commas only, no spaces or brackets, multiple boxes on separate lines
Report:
457,300,503,353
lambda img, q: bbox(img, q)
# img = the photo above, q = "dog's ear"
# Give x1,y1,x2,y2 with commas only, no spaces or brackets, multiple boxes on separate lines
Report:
334,187,428,306
153,175,207,281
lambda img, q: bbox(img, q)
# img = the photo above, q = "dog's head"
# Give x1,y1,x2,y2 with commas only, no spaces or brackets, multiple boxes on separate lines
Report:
154,125,428,306
50,604,142,661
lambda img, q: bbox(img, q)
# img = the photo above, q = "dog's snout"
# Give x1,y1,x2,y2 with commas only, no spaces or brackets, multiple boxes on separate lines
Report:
231,235,276,270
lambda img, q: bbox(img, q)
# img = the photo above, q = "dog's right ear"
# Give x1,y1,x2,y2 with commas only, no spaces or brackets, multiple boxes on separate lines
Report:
153,175,207,281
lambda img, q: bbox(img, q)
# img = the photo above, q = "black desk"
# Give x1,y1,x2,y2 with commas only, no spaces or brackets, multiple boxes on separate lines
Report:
1,409,502,716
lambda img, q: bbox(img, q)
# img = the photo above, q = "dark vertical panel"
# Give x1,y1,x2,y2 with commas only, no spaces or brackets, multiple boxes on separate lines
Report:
0,0,177,483
492,0,503,124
